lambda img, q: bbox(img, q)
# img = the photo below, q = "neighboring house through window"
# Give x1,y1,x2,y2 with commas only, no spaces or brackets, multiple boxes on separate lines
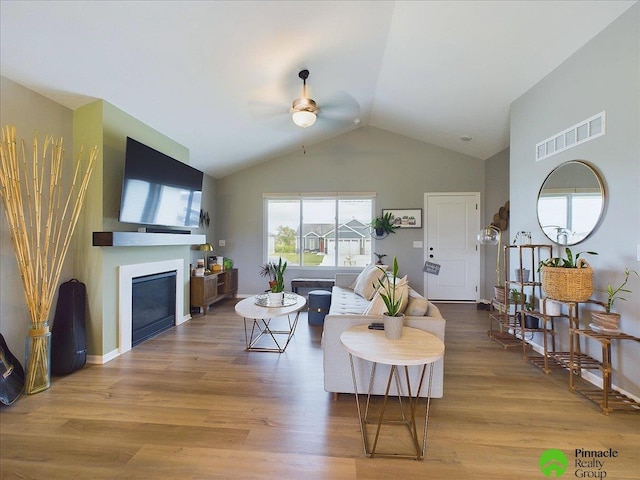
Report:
264,194,374,268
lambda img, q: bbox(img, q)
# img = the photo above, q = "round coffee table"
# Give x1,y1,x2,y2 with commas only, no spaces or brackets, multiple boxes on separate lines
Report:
235,293,306,352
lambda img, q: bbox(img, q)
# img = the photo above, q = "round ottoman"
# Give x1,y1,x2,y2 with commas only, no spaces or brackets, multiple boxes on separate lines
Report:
308,290,332,326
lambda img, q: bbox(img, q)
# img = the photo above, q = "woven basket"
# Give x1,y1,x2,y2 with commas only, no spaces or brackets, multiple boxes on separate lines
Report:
541,259,593,302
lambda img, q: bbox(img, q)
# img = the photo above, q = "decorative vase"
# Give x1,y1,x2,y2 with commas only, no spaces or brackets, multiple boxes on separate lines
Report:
591,311,621,330
268,291,284,305
514,268,530,283
24,327,51,394
383,314,404,340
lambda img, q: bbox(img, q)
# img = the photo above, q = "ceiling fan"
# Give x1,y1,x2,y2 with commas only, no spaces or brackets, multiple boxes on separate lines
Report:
291,69,319,128
249,69,360,129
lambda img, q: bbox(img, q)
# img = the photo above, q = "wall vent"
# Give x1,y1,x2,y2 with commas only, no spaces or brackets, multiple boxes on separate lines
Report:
536,111,606,161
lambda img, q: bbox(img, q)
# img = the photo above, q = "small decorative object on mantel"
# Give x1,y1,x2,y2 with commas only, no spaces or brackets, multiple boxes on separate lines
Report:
199,209,210,228
375,257,404,340
538,247,597,302
0,126,97,394
591,268,638,333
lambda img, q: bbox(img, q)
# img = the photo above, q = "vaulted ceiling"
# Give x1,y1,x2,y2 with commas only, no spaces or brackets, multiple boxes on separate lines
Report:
1,1,636,178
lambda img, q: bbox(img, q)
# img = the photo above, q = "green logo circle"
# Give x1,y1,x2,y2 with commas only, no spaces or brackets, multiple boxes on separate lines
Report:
539,449,568,477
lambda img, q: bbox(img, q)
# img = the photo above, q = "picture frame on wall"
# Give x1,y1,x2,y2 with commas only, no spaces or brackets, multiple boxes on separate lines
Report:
382,208,422,229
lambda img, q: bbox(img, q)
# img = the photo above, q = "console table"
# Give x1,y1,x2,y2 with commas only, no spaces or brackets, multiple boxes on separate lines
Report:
190,269,238,315
340,325,445,459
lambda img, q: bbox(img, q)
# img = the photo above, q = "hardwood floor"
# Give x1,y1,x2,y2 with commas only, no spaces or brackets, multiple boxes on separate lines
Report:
1,301,639,479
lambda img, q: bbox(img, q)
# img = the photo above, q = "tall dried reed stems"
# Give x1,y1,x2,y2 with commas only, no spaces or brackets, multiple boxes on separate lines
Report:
0,126,97,394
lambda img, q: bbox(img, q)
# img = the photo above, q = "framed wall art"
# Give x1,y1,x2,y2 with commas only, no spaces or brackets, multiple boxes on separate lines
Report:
382,208,422,229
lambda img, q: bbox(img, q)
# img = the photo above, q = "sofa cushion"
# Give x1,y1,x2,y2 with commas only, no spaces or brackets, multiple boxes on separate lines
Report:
363,275,409,315
405,287,429,316
329,286,371,315
350,264,388,300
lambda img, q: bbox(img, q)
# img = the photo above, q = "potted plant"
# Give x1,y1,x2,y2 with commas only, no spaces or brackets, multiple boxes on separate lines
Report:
591,268,638,331
259,262,277,291
374,257,404,340
371,212,398,237
538,247,597,302
538,297,562,317
373,252,387,265
267,258,287,304
510,289,527,305
516,301,540,329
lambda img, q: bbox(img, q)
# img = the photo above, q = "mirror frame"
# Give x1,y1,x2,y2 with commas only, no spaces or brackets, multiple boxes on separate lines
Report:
536,160,606,245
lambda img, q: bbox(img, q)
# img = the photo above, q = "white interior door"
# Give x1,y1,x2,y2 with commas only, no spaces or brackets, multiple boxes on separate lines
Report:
424,193,480,301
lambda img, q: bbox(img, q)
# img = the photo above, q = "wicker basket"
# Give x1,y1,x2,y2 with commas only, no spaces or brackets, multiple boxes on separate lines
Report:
541,259,593,302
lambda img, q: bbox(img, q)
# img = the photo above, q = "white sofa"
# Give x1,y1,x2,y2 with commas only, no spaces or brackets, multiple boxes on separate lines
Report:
322,272,445,398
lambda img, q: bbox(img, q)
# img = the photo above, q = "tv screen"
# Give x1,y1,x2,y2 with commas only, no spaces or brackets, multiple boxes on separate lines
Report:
119,137,203,228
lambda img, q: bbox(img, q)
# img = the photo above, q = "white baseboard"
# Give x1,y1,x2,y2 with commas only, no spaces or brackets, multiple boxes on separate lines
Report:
86,314,193,364
86,348,119,365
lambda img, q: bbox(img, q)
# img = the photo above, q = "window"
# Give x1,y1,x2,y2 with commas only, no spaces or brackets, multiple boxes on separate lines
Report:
264,194,374,268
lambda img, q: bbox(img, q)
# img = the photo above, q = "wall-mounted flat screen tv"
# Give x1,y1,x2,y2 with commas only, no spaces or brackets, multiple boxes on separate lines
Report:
119,137,203,228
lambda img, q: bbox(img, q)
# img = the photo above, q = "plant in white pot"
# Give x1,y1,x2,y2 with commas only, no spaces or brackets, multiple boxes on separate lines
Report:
591,268,638,332
267,258,287,305
374,257,405,340
538,247,598,302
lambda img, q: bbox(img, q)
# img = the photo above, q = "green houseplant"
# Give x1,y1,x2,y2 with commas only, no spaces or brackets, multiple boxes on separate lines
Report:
270,258,287,293
538,247,597,302
371,212,398,237
374,257,404,339
591,268,638,331
260,258,287,304
259,262,277,291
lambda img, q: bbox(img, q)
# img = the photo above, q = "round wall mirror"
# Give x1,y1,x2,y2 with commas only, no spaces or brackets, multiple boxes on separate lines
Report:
536,160,605,245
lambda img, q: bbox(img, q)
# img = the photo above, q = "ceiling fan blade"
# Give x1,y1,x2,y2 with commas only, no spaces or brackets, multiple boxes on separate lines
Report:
318,91,361,126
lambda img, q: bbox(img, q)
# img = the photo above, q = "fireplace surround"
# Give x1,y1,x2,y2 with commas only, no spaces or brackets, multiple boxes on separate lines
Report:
118,259,185,354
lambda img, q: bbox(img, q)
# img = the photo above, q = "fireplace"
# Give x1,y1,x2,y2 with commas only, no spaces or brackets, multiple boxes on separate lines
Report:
118,259,185,355
131,270,176,346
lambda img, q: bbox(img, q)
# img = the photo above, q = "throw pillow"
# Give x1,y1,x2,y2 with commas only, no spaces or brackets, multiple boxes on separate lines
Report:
405,287,429,316
351,264,388,300
363,276,409,315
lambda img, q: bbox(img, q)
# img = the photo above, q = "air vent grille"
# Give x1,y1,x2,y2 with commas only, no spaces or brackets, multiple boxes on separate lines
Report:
536,111,606,161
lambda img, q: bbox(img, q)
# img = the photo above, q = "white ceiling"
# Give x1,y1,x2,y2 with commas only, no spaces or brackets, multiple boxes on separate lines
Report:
1,1,636,178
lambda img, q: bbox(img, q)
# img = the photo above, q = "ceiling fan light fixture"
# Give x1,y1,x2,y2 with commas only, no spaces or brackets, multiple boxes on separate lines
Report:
292,109,317,128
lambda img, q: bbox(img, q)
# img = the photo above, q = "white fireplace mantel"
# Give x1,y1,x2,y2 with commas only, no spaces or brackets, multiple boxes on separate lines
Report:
118,259,185,356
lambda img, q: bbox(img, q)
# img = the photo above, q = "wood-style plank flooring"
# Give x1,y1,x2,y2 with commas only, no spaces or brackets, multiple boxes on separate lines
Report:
1,301,639,479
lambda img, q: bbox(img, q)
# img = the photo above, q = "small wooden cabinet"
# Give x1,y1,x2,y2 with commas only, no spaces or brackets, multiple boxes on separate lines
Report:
190,268,238,315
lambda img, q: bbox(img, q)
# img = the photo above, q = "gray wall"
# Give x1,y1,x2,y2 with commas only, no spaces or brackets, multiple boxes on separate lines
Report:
482,148,510,299
73,100,217,357
215,126,485,295
0,76,74,358
0,83,218,358
510,4,639,397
